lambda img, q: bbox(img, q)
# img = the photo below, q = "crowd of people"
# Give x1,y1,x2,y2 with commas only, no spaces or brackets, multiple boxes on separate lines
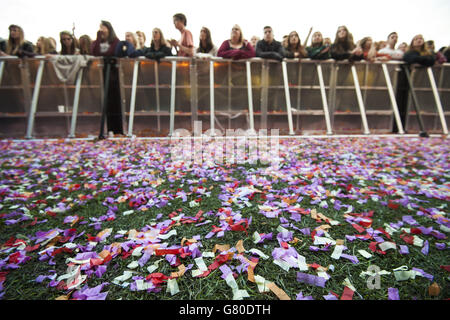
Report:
1,14,449,66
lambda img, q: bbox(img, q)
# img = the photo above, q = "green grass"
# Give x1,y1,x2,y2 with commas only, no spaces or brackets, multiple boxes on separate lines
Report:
0,137,449,300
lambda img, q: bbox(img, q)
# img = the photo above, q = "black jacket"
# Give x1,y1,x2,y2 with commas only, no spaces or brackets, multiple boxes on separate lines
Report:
131,44,173,61
0,39,6,52
255,39,285,61
330,44,363,62
403,50,436,67
2,41,35,58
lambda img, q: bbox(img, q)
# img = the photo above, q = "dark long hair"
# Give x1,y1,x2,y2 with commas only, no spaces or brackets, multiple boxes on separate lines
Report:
197,27,214,53
78,35,92,54
333,25,355,53
60,31,79,55
286,31,307,57
101,20,118,43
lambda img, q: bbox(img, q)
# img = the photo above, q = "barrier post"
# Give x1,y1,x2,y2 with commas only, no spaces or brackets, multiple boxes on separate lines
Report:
246,60,255,132
403,65,429,137
281,60,295,135
351,65,370,134
317,63,333,135
260,60,268,130
25,59,45,139
127,59,140,137
427,67,448,135
190,59,198,128
169,60,177,137
0,60,4,86
68,68,84,138
382,63,405,134
154,61,161,132
98,58,111,140
209,59,215,135
328,63,338,130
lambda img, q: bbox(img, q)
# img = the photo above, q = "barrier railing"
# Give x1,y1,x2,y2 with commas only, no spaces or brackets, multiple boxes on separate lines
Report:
404,64,449,134
1,56,449,138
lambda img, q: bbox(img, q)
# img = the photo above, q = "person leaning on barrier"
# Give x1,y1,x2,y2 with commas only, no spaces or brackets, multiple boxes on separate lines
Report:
114,32,138,58
60,31,80,55
359,37,390,62
426,40,447,64
437,46,448,64
136,31,147,50
126,32,141,50
196,27,218,58
284,31,308,59
169,13,194,57
35,36,57,55
376,41,387,51
255,26,285,62
0,24,35,58
403,34,435,67
330,25,363,62
378,32,404,60
306,31,331,60
217,24,255,60
131,28,172,62
78,35,92,55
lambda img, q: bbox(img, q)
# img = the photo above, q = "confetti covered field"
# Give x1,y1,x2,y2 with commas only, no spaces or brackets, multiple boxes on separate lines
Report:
0,136,449,300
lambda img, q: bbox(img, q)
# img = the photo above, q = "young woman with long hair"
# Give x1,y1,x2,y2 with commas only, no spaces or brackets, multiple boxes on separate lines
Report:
403,34,435,67
196,27,217,56
284,31,307,59
60,31,79,55
217,24,255,60
125,32,140,49
136,31,147,49
330,25,362,61
78,35,92,55
0,24,35,57
35,36,57,55
306,31,331,60
132,28,173,61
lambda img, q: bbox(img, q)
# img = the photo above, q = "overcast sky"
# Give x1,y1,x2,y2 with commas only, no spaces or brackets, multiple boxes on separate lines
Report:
1,0,449,51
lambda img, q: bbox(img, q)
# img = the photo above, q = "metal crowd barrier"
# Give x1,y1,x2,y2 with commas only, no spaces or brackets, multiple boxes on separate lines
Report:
404,64,449,134
0,56,449,138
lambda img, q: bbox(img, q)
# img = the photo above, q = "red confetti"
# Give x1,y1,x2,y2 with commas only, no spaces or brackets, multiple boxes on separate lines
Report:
340,286,354,300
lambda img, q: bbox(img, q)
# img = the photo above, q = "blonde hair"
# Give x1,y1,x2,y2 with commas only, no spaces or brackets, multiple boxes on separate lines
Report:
6,25,25,55
125,32,140,49
231,24,244,44
36,36,55,55
136,31,146,45
408,34,430,55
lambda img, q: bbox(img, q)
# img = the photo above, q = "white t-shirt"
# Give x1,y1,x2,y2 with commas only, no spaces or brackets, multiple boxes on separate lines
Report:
378,46,404,60
100,42,110,54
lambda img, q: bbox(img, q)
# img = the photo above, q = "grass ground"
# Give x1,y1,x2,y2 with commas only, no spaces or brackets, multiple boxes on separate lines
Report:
0,136,449,300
